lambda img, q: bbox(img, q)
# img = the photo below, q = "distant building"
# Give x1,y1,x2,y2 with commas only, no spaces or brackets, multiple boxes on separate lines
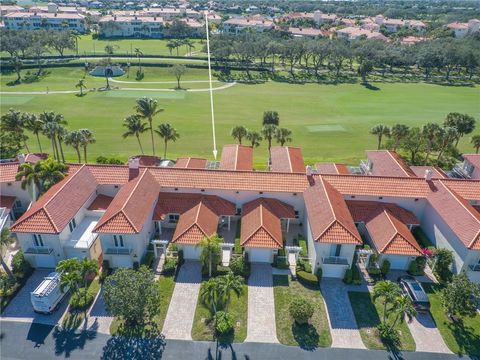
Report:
336,26,388,41
0,4,24,17
222,15,274,34
3,11,86,33
362,15,426,33
288,27,328,38
447,19,480,38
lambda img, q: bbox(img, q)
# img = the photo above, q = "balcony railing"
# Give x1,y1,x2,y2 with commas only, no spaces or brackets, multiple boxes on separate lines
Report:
452,164,472,179
25,247,54,255
322,256,349,266
468,264,480,272
105,248,133,255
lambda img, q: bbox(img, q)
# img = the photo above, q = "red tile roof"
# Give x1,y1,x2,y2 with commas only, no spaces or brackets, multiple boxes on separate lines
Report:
463,154,480,170
316,163,350,175
441,179,480,200
174,157,207,169
11,165,97,234
410,166,448,179
366,150,417,177
0,163,19,183
270,147,305,173
153,192,235,220
304,178,362,244
0,195,16,211
219,145,253,171
365,207,423,256
94,169,160,234
171,202,219,244
131,155,160,167
86,164,130,184
346,200,419,225
427,181,480,250
241,198,293,249
87,194,114,211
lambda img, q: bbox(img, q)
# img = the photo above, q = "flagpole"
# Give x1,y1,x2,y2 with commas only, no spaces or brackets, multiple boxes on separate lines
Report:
205,13,218,160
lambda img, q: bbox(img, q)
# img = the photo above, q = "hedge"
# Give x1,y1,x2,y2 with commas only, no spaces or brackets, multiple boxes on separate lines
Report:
297,271,318,286
299,239,308,257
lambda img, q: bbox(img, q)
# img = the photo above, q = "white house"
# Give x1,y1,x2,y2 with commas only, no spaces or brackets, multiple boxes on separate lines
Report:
447,19,480,38
222,16,274,34
3,10,86,33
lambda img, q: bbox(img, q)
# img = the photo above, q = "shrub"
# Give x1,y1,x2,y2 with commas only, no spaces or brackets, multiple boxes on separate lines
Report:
216,265,231,277
133,261,139,270
316,267,322,282
0,272,17,297
377,323,400,345
433,248,453,283
230,256,250,278
214,311,234,335
163,257,177,275
141,251,155,268
70,288,95,310
278,248,286,257
352,264,362,284
289,296,314,324
95,156,124,164
343,268,353,284
11,251,31,277
297,270,318,286
408,259,419,275
380,259,390,276
234,238,242,254
299,239,308,257
275,257,290,269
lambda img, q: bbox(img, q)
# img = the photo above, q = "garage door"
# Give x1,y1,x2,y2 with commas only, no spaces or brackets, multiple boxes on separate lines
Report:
111,256,133,268
387,256,410,270
182,246,202,260
322,265,347,278
249,249,272,263
35,255,56,268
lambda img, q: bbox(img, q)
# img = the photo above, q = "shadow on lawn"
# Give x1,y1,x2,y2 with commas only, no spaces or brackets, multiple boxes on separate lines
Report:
448,320,480,357
292,322,319,350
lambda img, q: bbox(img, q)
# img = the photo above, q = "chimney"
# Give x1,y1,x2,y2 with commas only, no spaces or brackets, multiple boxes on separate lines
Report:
425,169,433,181
18,154,26,164
128,157,140,169
306,165,313,176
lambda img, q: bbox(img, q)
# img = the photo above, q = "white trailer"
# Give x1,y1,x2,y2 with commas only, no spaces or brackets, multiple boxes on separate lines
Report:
30,272,69,314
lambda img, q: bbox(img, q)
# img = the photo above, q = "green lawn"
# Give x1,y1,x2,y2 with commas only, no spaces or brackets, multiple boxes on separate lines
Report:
109,274,175,336
348,291,416,351
191,283,247,343
423,283,480,355
1,66,479,166
62,277,100,330
273,275,331,348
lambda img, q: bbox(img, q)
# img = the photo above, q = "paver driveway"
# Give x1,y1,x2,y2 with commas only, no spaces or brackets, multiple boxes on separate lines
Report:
321,279,366,349
1,270,69,326
162,261,202,340
83,288,113,334
407,312,451,353
245,263,278,343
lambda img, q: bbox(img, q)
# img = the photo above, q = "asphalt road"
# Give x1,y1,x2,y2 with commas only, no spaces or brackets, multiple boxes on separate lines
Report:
0,320,475,360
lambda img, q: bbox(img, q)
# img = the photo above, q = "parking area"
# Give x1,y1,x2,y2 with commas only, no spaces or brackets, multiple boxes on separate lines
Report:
1,270,69,326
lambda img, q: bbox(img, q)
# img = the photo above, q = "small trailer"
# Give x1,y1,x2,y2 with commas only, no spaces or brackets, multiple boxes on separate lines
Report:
30,272,69,314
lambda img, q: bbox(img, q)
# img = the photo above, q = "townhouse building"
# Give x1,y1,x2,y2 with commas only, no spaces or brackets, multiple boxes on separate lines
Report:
222,15,274,34
5,148,480,283
3,11,86,33
447,19,480,38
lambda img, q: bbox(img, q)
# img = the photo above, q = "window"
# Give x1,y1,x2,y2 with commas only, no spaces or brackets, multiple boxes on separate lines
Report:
113,235,125,247
68,218,77,232
330,244,341,257
33,234,44,247
169,214,180,223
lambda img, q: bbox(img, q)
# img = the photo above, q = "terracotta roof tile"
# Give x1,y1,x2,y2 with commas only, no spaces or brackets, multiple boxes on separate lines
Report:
270,147,305,173
410,166,448,179
0,163,19,183
219,145,253,171
304,178,361,245
87,164,130,184
0,195,16,211
94,169,160,234
463,154,480,170
171,202,219,244
87,194,114,211
174,157,207,169
316,163,350,175
441,179,480,200
366,150,417,177
11,165,97,234
346,200,419,225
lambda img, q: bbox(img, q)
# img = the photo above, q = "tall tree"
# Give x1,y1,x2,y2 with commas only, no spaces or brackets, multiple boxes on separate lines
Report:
37,157,68,192
24,113,44,153
56,258,82,298
135,97,164,155
134,47,143,74
1,108,29,152
400,127,425,163
76,79,86,96
197,234,221,278
15,161,43,197
122,115,148,154
422,123,441,163
9,56,22,83
372,280,402,325
444,112,476,148
436,127,458,163
389,124,409,151
441,273,480,319
0,228,14,279
246,130,262,148
79,129,96,163
64,130,84,163
40,112,67,162
217,272,244,311
471,135,480,154
262,111,280,126
262,124,277,159
274,127,292,146
230,126,247,145
155,123,180,159
370,124,391,150
200,277,222,313
169,64,187,89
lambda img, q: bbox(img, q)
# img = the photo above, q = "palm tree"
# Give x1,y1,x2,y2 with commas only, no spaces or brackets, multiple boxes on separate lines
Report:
370,124,390,150
135,97,164,155
217,272,244,311
40,112,68,162
422,123,441,163
57,127,67,163
444,112,476,148
1,108,29,152
372,280,402,325
79,258,98,315
166,41,176,56
79,129,96,163
64,130,84,163
56,258,82,296
24,113,44,153
134,48,143,74
389,124,409,151
39,157,68,192
389,295,417,331
122,115,148,154
76,79,87,96
262,111,280,126
274,127,292,146
471,135,480,154
436,127,458,163
246,130,262,148
0,228,14,279
196,234,221,278
41,121,60,161
230,126,247,145
183,39,195,56
16,161,43,198
155,123,179,159
262,124,277,159
200,277,222,313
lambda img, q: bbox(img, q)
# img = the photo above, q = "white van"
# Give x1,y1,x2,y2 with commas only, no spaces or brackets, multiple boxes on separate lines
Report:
31,272,69,314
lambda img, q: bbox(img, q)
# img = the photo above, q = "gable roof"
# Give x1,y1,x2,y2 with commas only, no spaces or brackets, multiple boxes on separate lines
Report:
94,169,160,234
219,144,253,171
270,147,305,173
174,157,207,169
171,202,220,244
304,178,362,245
11,165,97,234
0,163,19,183
346,200,419,225
366,150,417,177
87,194,114,211
365,207,422,256
427,181,480,250
240,198,293,249
316,163,350,175
463,154,480,170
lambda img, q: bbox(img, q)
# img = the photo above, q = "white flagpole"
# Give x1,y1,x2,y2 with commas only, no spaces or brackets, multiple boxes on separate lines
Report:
205,13,218,160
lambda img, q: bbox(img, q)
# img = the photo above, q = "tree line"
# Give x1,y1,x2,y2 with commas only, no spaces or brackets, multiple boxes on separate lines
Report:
370,112,479,166
208,32,480,83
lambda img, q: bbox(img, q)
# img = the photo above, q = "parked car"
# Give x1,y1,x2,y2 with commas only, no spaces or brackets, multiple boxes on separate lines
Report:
30,272,69,314
397,275,430,312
